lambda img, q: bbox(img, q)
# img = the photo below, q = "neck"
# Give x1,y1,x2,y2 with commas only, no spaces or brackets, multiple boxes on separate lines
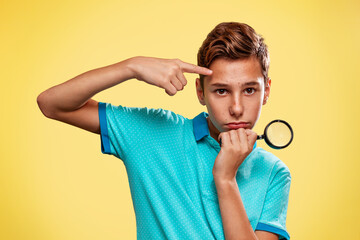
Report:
206,117,221,143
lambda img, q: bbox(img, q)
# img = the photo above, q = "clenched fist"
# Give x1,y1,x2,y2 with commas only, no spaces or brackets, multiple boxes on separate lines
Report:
213,128,258,181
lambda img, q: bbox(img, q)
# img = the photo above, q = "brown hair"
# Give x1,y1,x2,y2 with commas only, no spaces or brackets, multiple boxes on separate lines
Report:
197,22,270,90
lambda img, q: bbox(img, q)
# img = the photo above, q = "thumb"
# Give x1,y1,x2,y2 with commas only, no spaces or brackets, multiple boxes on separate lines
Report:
245,129,257,148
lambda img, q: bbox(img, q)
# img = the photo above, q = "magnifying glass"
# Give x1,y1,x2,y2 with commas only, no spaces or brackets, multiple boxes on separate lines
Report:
257,119,293,149
219,119,294,149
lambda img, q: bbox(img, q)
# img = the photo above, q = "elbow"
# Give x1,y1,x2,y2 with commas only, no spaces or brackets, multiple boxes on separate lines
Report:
37,92,55,119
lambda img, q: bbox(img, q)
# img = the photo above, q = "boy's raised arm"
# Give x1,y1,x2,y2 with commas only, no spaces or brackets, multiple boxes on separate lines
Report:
36,58,135,134
36,56,212,134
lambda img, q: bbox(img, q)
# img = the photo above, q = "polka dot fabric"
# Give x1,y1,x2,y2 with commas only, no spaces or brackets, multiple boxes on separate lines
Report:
98,102,291,240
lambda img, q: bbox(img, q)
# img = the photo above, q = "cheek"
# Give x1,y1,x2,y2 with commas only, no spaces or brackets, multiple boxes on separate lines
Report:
206,97,226,119
245,98,262,114
207,97,226,114
253,101,263,117
205,94,216,108
255,100,262,111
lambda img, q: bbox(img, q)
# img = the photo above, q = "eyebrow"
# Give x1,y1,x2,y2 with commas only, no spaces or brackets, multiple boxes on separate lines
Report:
210,81,260,87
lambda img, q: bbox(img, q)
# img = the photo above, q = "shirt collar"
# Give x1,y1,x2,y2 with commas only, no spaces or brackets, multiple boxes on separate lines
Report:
192,112,257,149
192,112,210,141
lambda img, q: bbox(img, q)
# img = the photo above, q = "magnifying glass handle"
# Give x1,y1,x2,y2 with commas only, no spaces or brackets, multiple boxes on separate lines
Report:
257,135,265,140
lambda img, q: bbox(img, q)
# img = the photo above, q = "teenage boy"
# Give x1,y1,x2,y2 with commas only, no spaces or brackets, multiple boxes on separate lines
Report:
37,22,291,240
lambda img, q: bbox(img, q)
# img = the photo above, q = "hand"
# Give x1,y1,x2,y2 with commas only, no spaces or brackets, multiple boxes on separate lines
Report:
212,128,257,182
127,56,212,96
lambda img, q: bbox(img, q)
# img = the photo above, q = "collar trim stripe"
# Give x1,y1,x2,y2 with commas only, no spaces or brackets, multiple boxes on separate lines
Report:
193,112,209,141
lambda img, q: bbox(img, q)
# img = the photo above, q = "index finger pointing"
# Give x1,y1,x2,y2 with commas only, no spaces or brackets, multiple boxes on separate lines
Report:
179,61,213,75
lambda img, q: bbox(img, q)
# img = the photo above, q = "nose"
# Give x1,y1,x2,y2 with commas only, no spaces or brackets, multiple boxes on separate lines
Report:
229,96,243,117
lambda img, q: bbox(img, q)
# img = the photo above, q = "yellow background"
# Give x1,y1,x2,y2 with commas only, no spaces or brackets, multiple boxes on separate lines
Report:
1,0,359,239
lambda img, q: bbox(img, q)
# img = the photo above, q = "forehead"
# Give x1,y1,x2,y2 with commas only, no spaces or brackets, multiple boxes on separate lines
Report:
205,56,264,86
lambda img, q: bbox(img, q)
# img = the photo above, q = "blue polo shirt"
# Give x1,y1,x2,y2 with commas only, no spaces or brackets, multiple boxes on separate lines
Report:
98,102,291,240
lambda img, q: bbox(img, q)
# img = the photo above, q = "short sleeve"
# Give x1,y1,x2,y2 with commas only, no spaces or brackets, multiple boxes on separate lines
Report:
256,161,291,240
98,101,184,162
98,102,117,157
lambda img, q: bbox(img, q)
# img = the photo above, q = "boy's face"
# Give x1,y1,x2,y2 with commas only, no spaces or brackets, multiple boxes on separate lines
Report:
195,56,271,141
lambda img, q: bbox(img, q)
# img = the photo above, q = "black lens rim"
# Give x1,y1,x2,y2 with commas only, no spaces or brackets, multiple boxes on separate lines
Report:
264,119,294,149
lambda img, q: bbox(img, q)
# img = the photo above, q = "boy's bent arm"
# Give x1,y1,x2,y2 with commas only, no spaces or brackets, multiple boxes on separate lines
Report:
37,56,212,134
37,58,135,134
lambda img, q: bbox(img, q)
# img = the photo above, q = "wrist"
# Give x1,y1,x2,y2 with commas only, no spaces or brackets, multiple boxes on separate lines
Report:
212,167,237,183
213,174,237,186
124,56,141,80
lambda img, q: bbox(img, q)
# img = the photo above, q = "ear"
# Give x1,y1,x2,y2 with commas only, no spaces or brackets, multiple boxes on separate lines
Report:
195,78,206,106
262,77,271,105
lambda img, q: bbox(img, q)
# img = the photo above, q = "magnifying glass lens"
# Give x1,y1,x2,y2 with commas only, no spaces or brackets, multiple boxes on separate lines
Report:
266,121,292,147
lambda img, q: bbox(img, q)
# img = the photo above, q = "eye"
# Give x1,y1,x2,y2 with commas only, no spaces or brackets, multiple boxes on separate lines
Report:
215,89,228,95
244,88,256,95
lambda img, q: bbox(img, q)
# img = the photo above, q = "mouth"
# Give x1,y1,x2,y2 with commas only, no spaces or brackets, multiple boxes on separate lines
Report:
226,122,250,130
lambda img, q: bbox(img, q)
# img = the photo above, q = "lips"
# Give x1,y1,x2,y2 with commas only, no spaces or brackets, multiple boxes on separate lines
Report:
226,122,250,129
